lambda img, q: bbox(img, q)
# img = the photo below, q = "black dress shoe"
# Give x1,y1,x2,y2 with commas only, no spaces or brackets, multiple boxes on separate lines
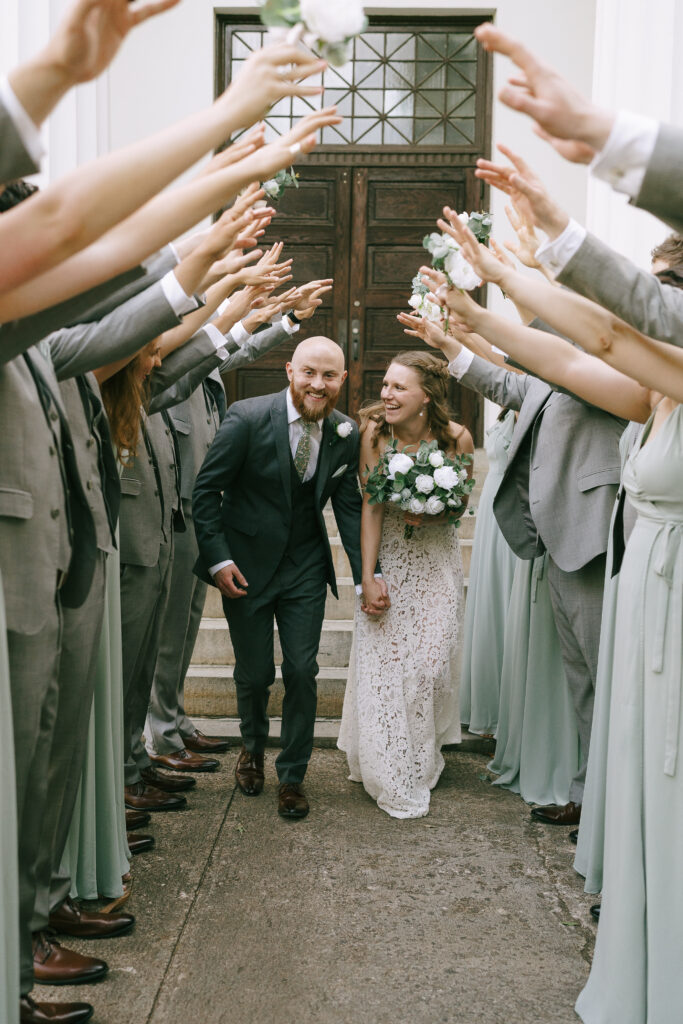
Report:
140,765,196,792
530,801,582,825
124,781,186,812
277,782,309,820
590,903,601,921
569,828,579,844
235,746,265,796
20,994,93,1023
127,832,155,855
48,896,134,939
184,729,230,754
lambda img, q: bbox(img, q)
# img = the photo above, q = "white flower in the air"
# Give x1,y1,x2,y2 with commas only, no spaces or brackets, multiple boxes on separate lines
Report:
300,0,366,43
425,495,445,515
458,212,470,225
428,451,445,468
408,293,423,310
433,465,460,490
262,179,280,198
387,452,414,479
414,474,435,495
336,421,353,438
444,248,481,291
422,298,444,323
409,498,425,514
425,232,456,261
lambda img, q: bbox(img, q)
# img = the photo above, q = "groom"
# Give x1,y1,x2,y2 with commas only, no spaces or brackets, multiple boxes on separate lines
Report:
193,336,386,819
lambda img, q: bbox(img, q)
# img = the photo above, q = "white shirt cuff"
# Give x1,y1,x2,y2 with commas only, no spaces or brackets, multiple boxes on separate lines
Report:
281,316,300,335
447,348,475,380
590,110,659,199
0,76,45,165
209,559,234,576
163,270,199,317
355,574,383,596
536,218,587,276
203,322,229,359
230,320,251,346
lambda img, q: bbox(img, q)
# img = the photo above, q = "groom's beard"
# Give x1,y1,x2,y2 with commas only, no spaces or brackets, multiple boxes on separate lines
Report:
289,381,339,423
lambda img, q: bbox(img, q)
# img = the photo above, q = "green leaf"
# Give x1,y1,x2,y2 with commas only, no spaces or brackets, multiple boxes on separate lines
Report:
259,0,301,27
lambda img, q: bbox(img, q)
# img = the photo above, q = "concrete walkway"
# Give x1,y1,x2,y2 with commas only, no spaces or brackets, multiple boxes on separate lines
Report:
37,748,596,1024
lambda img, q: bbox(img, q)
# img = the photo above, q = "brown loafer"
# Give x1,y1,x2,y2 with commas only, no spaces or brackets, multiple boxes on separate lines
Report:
48,896,134,940
149,748,219,772
124,781,186,812
127,832,155,855
20,994,93,1023
277,782,309,820
235,746,265,796
125,807,151,831
184,729,230,754
530,801,582,825
140,765,196,792
33,931,108,986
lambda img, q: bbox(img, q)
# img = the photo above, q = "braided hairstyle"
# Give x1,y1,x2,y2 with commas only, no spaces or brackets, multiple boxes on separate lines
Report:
359,350,456,452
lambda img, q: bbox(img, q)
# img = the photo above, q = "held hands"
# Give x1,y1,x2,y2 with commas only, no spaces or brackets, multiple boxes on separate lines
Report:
361,578,391,617
214,564,248,600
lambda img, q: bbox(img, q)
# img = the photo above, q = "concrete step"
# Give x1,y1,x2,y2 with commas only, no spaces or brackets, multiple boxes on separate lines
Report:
185,664,348,718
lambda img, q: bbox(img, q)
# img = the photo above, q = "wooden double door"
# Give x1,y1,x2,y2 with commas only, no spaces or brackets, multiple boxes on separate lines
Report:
223,162,484,444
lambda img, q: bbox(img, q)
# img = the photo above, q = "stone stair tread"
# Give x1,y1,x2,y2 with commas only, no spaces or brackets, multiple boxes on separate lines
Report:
187,664,346,679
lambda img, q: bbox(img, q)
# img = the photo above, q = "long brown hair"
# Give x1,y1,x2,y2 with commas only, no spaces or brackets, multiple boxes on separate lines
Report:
359,350,455,452
100,354,150,464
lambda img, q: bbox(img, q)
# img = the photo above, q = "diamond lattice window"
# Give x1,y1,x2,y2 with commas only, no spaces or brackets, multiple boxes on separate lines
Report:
228,28,480,146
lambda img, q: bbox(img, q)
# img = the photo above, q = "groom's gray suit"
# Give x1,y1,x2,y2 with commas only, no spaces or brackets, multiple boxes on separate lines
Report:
457,353,626,802
193,386,363,783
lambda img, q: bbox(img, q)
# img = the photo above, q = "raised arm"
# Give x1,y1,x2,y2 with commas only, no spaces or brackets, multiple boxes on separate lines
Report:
358,424,387,613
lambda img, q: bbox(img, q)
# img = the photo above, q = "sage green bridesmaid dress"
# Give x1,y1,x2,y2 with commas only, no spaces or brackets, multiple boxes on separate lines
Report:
576,403,683,1024
59,546,130,899
574,421,643,893
488,553,581,805
460,410,517,734
1,572,19,1024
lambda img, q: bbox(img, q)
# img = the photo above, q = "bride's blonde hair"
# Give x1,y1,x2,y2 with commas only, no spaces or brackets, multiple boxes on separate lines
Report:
359,350,454,451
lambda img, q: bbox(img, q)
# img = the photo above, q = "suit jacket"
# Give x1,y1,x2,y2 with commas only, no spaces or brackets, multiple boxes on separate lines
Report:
634,123,683,234
460,354,624,572
559,232,683,347
0,94,39,184
193,387,363,596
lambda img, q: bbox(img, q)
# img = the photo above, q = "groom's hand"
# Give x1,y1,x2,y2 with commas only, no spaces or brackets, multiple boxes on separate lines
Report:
361,578,390,617
214,564,249,599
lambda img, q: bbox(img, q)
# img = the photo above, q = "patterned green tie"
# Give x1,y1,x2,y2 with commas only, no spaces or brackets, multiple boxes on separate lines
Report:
294,420,313,481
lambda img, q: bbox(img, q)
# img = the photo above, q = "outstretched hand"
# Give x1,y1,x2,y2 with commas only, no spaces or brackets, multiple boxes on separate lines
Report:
397,310,451,351
475,144,569,240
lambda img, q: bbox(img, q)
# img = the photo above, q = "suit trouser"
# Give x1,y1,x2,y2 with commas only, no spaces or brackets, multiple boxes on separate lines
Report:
146,502,206,754
121,533,174,786
8,599,62,994
30,552,107,931
223,551,328,784
546,552,606,804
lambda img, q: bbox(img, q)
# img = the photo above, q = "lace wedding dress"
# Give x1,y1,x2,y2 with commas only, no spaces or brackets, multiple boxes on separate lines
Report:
338,503,463,818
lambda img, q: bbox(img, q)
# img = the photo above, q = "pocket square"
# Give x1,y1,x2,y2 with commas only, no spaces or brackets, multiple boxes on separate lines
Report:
331,464,348,479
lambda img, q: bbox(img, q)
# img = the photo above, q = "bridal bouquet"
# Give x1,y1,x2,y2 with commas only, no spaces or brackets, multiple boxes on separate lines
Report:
261,167,299,203
365,439,474,539
260,0,367,67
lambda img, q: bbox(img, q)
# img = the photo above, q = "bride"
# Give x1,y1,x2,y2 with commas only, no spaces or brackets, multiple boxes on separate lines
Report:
338,350,474,818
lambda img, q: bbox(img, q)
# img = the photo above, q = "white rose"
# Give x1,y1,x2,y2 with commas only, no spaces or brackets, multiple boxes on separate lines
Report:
400,488,412,501
408,293,423,310
389,492,402,503
428,451,445,468
300,0,366,43
409,498,425,514
425,495,445,515
426,232,454,261
422,298,443,323
262,179,280,198
459,468,469,483
336,421,353,438
433,465,460,490
414,474,435,495
387,452,414,479
444,248,482,291
458,212,470,225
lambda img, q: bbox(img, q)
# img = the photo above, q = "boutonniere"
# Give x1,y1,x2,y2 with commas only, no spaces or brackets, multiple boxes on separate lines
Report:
330,421,353,445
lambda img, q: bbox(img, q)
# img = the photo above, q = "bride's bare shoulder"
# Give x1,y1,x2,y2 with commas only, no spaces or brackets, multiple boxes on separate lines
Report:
448,420,474,455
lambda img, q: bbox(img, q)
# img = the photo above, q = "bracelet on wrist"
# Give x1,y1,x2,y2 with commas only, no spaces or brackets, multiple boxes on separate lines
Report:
286,310,302,325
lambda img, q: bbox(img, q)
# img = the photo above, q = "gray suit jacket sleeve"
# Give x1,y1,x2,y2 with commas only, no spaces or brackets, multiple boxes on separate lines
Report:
634,123,683,234
218,320,289,374
47,281,182,381
558,231,683,346
0,95,39,184
148,329,228,412
459,353,532,410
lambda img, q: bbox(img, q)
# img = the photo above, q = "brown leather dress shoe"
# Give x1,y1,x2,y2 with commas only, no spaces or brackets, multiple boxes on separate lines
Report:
127,832,155,855
33,931,108,985
20,994,93,1023
530,801,582,825
124,781,186,812
125,807,151,831
235,746,265,796
149,747,219,772
48,896,134,940
277,782,309,820
139,765,196,792
184,729,230,754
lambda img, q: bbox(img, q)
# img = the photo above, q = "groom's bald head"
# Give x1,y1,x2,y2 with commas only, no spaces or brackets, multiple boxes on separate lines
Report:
286,335,348,422
291,335,345,371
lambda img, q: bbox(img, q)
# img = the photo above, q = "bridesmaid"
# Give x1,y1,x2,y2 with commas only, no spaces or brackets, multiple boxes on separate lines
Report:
488,553,581,806
460,408,517,736
0,572,19,1024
